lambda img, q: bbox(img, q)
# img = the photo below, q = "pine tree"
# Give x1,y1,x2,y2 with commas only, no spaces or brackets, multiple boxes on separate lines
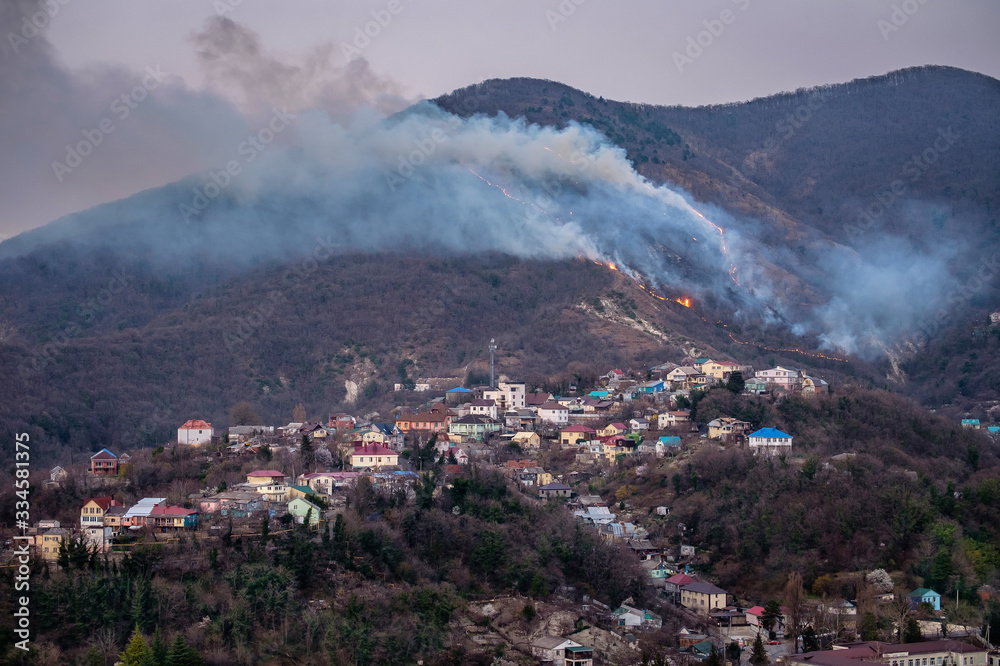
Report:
750,633,769,666
260,514,270,545
165,633,204,666
707,645,724,666
152,625,168,666
120,624,155,666
300,434,315,471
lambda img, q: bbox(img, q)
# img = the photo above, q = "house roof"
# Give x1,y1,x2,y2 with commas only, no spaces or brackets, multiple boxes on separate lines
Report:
352,444,397,456
531,635,580,650
539,402,568,410
90,448,117,460
562,425,596,433
84,496,118,511
681,581,727,595
607,422,628,429
446,386,472,393
179,419,212,430
452,414,498,425
666,573,695,585
539,483,571,490
149,505,196,517
908,588,940,597
247,470,285,477
511,431,538,440
749,427,792,439
746,605,766,616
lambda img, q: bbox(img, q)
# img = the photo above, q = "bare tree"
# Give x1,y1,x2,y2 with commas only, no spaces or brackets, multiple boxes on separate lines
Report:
890,586,914,643
784,572,806,653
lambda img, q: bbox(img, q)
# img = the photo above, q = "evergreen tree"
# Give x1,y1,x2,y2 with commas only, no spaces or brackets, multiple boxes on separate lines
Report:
707,645,724,666
903,616,923,643
260,514,270,545
750,633,769,666
120,624,155,666
300,434,315,471
165,633,204,666
57,540,70,569
727,371,746,394
151,626,168,666
727,640,743,664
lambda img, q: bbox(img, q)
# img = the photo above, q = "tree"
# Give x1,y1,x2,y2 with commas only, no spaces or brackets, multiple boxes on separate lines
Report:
890,586,914,642
762,600,782,635
903,616,922,643
228,401,261,426
260,514,270,545
784,572,806,653
801,625,819,652
859,612,881,641
727,372,746,394
749,633,769,666
706,646,724,666
152,626,168,666
293,403,307,422
165,633,204,666
727,640,743,664
120,625,154,666
300,434,315,471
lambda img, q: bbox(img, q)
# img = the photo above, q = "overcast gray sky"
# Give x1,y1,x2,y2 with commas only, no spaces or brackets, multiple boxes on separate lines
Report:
2,0,998,240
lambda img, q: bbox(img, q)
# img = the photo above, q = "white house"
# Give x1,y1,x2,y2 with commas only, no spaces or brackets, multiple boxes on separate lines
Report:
177,419,214,445
468,399,498,419
755,366,804,389
748,427,793,455
530,636,594,666
537,402,570,426
482,381,527,411
658,410,691,429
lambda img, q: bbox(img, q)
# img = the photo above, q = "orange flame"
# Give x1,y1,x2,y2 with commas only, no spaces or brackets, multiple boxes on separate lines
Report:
608,263,618,271
675,297,692,308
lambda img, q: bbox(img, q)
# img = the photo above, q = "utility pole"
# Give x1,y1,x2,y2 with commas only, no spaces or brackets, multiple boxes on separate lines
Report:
489,338,497,388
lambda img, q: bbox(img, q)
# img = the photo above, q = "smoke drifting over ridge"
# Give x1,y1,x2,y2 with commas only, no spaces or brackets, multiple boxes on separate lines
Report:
1,13,987,360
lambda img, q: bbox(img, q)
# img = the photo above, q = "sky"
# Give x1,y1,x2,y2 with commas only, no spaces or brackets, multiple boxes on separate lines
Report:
1,0,998,240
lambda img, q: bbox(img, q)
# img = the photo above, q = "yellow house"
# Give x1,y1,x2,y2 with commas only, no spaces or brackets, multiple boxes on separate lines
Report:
361,430,388,444
511,431,541,449
350,444,399,469
680,582,728,613
245,470,288,502
80,496,122,529
598,422,628,438
707,417,751,440
38,528,69,561
560,425,596,446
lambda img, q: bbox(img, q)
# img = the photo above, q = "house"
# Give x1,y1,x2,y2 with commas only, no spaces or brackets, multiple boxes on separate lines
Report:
538,402,570,426
658,411,691,429
961,419,981,429
665,573,695,595
530,636,594,666
667,367,707,388
287,497,322,525
199,491,264,517
482,381,527,411
147,505,198,530
287,485,316,501
227,425,274,442
786,640,988,666
395,410,450,433
177,419,214,445
746,606,766,629
83,526,114,553
448,415,502,441
707,417,751,441
245,470,288,502
103,506,126,533
756,366,804,389
598,422,628,437
680,582,728,613
629,417,650,432
44,466,68,489
298,472,359,495
748,428,793,455
659,435,682,451
560,425,596,446
350,443,399,469
89,448,120,476
745,378,769,394
468,399,499,419
637,440,665,457
801,376,829,395
908,587,942,611
525,391,555,407
80,496,123,529
510,431,541,449
573,505,615,526
518,467,552,487
361,423,405,449
37,528,69,561
123,497,166,528
637,379,665,394
328,413,356,430
613,604,663,630
538,482,572,498
627,538,659,560
645,560,673,587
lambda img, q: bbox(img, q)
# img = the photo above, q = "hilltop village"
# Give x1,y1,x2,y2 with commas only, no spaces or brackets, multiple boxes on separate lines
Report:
9,356,1000,665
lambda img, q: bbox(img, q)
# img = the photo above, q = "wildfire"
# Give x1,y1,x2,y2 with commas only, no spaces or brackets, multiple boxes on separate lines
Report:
675,297,692,308
727,331,849,363
607,262,618,271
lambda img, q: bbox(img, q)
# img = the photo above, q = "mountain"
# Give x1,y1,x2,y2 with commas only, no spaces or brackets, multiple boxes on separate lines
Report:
1,66,998,459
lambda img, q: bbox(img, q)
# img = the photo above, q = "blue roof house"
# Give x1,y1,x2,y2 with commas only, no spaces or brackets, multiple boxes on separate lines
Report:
908,588,941,611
